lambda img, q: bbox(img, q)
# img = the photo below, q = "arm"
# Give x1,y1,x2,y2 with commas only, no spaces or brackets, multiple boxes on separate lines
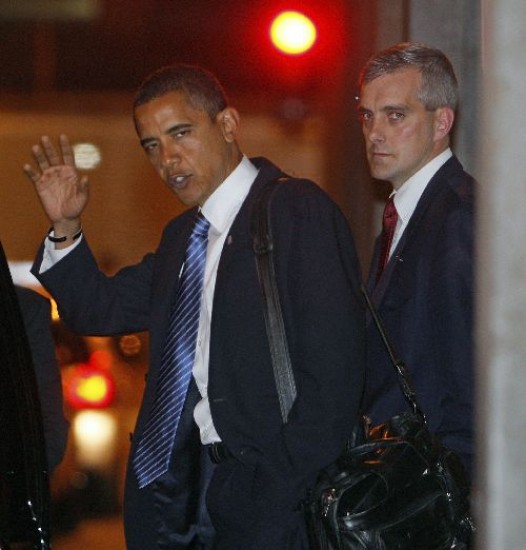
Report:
32,239,156,336
25,135,156,336
429,189,474,474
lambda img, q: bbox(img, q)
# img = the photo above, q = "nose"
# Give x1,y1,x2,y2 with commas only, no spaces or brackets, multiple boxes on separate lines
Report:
160,142,181,169
365,118,385,144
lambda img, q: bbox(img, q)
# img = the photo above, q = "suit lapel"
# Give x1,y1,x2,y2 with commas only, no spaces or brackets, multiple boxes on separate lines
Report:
154,210,197,344
370,156,460,309
215,160,282,284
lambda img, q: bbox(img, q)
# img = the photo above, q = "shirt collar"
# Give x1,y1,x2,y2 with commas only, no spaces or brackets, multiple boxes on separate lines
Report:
392,148,453,225
200,156,258,235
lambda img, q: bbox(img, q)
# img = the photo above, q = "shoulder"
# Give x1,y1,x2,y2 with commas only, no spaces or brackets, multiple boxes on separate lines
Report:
250,156,342,216
418,157,475,235
424,160,475,264
160,207,197,239
271,176,345,222
437,156,476,208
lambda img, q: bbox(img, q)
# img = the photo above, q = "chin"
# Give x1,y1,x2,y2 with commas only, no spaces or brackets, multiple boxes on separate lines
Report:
180,197,200,208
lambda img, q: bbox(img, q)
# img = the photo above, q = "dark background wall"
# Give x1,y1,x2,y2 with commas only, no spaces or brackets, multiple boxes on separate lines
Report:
0,0,480,274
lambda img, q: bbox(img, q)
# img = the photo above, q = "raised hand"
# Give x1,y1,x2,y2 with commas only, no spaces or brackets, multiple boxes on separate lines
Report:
23,135,89,240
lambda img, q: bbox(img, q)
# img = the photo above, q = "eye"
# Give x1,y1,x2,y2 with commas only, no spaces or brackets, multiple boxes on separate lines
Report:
388,111,406,122
170,128,190,139
142,141,158,153
358,111,372,124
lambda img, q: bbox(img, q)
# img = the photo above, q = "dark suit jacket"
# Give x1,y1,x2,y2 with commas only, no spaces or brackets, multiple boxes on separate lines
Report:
364,155,475,477
16,286,68,472
33,157,365,548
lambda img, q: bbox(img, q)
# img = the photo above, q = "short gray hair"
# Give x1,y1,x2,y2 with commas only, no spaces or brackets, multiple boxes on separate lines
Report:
359,42,458,111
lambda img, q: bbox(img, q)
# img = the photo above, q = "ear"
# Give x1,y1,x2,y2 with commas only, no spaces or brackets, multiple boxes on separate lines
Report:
218,107,240,142
434,107,455,141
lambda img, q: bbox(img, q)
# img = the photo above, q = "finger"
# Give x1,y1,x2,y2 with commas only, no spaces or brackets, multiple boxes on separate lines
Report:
31,144,50,171
60,134,76,167
23,163,40,184
41,135,62,166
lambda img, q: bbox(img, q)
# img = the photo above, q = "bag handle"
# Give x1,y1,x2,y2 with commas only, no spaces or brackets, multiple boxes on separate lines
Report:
360,285,425,420
251,178,425,424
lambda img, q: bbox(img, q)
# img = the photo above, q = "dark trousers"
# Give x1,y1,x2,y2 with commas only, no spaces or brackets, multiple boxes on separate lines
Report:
124,382,216,549
124,380,310,549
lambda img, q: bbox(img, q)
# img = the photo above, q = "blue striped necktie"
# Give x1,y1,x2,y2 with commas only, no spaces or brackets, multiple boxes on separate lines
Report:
133,211,210,488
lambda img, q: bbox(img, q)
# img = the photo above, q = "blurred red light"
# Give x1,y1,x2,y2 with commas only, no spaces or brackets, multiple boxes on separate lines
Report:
65,364,115,409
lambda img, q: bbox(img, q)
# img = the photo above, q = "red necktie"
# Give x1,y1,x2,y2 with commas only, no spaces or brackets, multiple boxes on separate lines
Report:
376,196,398,283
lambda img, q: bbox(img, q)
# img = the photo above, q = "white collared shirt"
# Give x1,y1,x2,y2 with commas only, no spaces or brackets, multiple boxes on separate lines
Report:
192,156,258,443
389,148,453,258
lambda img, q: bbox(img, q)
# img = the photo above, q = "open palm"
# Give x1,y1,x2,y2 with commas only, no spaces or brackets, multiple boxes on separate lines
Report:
23,135,89,224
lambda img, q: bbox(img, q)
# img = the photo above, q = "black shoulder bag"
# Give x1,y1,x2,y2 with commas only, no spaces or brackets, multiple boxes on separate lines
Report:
251,179,474,550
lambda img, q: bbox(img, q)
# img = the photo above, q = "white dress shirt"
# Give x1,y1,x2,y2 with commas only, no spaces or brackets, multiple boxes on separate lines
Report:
194,156,258,443
389,148,453,259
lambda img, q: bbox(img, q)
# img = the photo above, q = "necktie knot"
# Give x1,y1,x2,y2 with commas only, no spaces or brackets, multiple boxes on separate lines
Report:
193,212,210,238
383,196,397,223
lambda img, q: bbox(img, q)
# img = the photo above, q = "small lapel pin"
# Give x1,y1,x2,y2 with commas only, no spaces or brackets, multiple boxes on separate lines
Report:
226,235,233,245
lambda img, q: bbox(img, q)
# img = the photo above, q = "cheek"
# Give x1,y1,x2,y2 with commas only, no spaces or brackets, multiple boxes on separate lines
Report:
393,125,425,155
397,123,419,141
148,156,166,179
148,156,162,172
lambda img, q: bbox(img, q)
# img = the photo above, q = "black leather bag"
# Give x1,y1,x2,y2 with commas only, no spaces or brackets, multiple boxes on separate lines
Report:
305,411,473,549
303,287,474,550
251,179,474,550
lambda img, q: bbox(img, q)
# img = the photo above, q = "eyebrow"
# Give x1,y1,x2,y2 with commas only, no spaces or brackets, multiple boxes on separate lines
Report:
357,104,411,115
381,104,410,112
139,123,193,148
165,123,192,134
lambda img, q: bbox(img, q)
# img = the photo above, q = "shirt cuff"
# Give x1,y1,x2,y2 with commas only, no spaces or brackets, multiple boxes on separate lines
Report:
40,233,83,273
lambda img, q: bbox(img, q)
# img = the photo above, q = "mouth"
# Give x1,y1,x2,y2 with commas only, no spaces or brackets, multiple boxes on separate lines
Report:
370,150,391,162
167,174,191,189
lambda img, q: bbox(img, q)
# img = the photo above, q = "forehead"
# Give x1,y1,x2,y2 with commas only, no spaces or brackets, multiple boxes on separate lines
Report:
360,67,423,107
133,90,208,132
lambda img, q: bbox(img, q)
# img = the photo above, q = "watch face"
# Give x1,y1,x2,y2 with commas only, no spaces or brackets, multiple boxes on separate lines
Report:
0,243,50,548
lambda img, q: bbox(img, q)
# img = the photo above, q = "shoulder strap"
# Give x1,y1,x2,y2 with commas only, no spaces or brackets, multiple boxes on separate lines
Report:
250,178,425,424
251,177,296,423
361,284,425,420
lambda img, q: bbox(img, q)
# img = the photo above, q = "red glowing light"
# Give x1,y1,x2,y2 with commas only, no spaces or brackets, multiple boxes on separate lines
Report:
269,11,317,55
65,364,115,409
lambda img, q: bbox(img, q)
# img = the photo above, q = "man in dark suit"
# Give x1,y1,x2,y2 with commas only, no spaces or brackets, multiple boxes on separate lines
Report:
23,64,365,549
357,42,475,477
